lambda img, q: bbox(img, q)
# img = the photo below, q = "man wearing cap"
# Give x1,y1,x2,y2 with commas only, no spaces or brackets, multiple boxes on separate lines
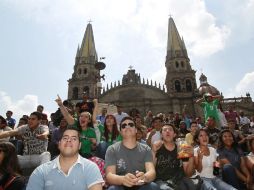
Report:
196,93,221,125
105,116,159,190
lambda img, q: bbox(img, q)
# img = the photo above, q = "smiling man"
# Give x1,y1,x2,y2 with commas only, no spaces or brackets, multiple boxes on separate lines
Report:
27,127,104,190
105,116,159,190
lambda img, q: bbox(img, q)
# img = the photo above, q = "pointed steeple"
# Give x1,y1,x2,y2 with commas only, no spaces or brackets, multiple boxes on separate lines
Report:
167,17,188,60
165,17,196,96
76,45,80,57
79,23,98,63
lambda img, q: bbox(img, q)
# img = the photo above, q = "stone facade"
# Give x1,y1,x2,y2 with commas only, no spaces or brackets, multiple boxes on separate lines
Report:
67,18,254,118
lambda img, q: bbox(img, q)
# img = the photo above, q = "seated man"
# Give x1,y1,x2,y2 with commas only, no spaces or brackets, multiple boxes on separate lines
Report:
0,111,50,170
27,127,104,190
105,116,159,190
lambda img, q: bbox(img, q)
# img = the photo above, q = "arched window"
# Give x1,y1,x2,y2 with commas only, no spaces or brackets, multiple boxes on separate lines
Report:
181,61,184,68
78,69,81,75
72,87,79,99
84,68,87,74
175,61,179,68
186,80,192,92
175,80,181,92
83,86,89,95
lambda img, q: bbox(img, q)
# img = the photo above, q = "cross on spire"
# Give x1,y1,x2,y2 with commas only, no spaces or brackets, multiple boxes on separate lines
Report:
88,19,93,24
128,65,133,70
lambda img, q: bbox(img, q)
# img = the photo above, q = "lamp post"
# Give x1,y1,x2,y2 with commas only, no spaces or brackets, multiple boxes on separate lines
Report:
94,57,106,98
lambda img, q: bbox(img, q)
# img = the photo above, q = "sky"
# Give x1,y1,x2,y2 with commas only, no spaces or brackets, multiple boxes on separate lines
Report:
0,0,254,121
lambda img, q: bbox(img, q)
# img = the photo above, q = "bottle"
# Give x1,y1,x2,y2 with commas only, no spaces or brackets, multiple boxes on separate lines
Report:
213,154,220,176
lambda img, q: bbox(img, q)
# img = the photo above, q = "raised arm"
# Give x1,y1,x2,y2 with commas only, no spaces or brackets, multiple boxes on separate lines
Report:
195,97,204,104
55,95,75,125
0,129,18,139
92,99,101,145
92,99,99,125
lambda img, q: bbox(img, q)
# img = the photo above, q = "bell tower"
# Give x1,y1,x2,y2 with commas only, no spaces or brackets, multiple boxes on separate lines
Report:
165,17,197,97
68,23,100,100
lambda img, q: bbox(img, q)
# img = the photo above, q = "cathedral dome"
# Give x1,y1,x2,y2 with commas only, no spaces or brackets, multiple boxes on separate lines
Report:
198,73,220,96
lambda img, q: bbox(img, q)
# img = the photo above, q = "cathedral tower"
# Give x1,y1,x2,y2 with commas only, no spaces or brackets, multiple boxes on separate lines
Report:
68,23,100,100
165,17,197,97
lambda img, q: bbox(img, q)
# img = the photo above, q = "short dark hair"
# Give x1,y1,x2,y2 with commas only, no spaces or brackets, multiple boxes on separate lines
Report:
37,105,44,109
152,117,162,123
30,111,43,120
160,123,177,134
60,127,81,142
0,116,7,125
120,116,135,130
190,121,197,127
19,117,28,124
6,110,13,114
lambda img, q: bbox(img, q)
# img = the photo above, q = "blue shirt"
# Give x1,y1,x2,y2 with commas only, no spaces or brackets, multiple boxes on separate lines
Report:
26,155,104,190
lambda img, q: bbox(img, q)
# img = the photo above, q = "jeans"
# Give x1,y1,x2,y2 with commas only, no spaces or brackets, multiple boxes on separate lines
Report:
201,177,237,190
156,177,198,190
108,182,160,190
18,151,51,169
96,141,109,160
221,164,246,190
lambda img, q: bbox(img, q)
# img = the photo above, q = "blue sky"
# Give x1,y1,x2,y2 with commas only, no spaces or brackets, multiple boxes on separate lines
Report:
0,0,254,120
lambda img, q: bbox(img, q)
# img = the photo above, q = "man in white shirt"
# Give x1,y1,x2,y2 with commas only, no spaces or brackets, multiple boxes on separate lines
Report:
113,105,128,127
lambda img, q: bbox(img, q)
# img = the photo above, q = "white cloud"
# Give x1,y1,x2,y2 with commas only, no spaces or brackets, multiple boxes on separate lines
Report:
235,72,254,97
2,0,230,58
0,91,38,121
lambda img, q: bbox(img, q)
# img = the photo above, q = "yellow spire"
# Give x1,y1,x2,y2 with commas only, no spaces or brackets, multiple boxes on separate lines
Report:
167,17,188,59
79,23,98,62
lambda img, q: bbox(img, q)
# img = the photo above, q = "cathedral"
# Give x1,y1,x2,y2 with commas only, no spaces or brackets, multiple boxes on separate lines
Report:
67,17,254,117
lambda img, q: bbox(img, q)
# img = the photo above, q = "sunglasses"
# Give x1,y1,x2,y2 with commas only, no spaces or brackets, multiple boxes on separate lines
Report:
121,122,135,129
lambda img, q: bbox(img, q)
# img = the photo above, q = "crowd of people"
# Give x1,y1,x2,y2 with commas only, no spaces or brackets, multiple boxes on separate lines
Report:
0,92,254,190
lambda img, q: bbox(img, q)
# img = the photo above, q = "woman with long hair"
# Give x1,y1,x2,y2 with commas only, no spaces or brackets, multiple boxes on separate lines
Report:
193,129,237,190
55,95,98,158
217,129,252,189
0,142,25,190
93,101,122,160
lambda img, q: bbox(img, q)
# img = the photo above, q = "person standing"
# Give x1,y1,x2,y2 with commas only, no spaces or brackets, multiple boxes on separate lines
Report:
196,93,221,125
5,111,16,129
113,105,129,127
26,127,104,190
105,117,159,190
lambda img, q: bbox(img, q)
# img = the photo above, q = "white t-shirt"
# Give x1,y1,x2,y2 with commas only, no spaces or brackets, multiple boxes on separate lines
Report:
194,146,217,178
113,112,129,126
151,131,161,145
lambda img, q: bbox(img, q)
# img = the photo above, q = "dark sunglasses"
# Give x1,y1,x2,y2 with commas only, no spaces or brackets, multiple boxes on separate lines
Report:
121,122,135,129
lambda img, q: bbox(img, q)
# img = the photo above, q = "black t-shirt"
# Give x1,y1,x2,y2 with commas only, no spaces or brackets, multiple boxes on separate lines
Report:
155,144,185,182
204,127,221,145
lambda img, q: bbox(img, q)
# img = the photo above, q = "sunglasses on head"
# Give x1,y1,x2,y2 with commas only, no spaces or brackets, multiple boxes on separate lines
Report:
121,122,135,129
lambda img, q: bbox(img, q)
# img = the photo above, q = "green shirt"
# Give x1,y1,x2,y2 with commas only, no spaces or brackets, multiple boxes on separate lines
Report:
201,99,219,122
80,128,96,154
